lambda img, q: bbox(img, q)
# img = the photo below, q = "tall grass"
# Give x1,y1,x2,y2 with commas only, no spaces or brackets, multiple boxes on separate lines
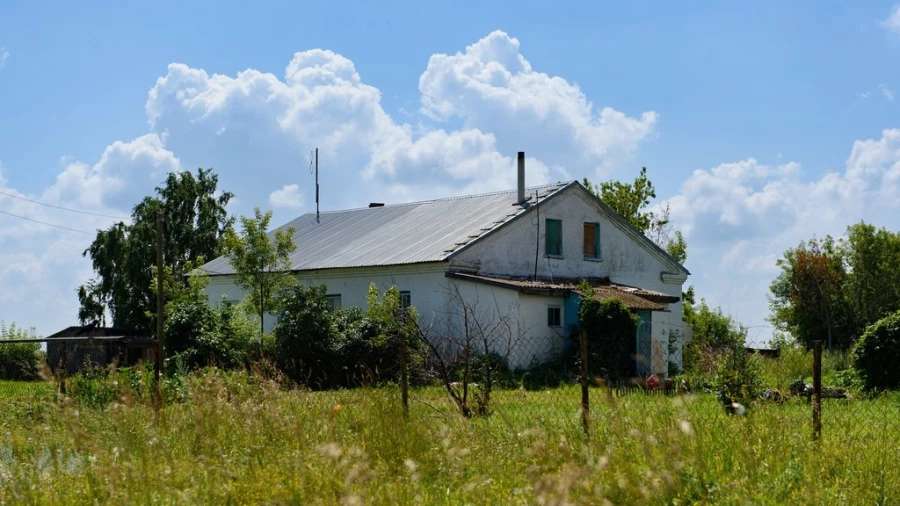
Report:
0,370,897,504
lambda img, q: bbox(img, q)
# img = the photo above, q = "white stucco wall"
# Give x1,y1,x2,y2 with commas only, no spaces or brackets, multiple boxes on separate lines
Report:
204,266,568,370
451,185,687,376
204,263,452,334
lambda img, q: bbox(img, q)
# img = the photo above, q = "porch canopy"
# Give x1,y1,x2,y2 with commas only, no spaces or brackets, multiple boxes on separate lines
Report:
445,272,678,311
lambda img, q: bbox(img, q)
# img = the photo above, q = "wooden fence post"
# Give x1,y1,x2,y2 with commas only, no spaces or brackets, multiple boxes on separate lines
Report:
59,342,68,395
400,331,409,418
154,209,164,416
812,340,822,441
580,329,590,437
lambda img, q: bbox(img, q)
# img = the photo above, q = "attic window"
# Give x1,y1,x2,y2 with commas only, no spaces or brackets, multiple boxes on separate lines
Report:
545,219,562,257
583,222,601,260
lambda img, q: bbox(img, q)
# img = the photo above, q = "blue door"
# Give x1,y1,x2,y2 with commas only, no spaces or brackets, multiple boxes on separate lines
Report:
635,310,652,375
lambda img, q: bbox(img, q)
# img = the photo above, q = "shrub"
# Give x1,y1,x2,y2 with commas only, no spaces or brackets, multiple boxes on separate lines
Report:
0,322,41,381
682,300,749,391
713,344,762,404
270,283,426,389
271,284,338,386
165,298,255,370
853,310,900,391
576,294,639,379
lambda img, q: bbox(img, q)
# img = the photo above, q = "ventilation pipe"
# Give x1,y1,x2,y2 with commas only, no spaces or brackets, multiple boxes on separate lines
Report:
517,151,526,203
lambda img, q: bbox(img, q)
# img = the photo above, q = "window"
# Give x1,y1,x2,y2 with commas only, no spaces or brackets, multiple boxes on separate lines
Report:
547,306,562,327
545,219,562,257
400,291,412,309
583,222,601,259
325,294,342,312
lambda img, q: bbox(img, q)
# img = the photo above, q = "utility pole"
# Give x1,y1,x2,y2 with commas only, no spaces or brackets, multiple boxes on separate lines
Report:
315,147,320,223
155,209,165,413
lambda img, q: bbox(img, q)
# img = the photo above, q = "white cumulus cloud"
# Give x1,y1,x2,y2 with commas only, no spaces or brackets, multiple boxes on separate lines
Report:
665,129,900,344
882,5,900,34
0,31,671,336
418,30,658,176
269,184,305,209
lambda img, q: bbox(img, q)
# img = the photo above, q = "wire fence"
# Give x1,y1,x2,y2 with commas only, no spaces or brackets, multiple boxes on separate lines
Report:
2,334,898,457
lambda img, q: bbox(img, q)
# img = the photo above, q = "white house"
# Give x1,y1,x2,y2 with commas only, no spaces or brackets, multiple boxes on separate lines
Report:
200,153,689,376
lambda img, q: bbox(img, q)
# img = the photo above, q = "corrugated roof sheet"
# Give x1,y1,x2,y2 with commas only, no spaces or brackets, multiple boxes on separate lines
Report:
200,182,572,275
446,273,671,311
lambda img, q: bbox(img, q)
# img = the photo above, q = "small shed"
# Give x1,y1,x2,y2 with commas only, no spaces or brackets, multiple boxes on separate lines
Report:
45,325,154,375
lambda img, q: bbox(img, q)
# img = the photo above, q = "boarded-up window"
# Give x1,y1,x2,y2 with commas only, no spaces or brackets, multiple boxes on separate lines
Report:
545,219,562,256
583,223,600,259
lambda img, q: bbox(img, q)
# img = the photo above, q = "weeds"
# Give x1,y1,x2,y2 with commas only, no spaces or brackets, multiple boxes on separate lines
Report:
0,370,897,504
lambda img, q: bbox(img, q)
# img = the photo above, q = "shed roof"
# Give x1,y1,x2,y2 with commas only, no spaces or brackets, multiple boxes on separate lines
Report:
47,325,150,340
200,182,573,275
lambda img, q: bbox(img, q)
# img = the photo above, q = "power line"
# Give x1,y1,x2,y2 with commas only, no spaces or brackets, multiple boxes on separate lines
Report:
0,209,92,235
0,189,129,220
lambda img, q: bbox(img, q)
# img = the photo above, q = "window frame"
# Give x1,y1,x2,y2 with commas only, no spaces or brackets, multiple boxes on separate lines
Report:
583,222,601,261
325,294,342,312
545,218,563,258
547,306,562,327
399,291,412,309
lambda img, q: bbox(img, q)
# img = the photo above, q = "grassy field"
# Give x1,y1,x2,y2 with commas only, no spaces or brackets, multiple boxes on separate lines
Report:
0,373,898,505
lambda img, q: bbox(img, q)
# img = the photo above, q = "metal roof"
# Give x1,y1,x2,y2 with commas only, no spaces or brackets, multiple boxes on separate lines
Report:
200,182,573,275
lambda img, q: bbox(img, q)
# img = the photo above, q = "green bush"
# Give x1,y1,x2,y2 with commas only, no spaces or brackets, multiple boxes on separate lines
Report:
576,295,639,379
68,362,188,408
271,284,338,386
853,310,900,391
713,345,762,404
271,283,424,389
0,322,41,381
165,297,255,370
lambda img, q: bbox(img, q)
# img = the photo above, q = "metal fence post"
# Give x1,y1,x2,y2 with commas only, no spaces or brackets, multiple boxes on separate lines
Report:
813,340,822,442
580,329,590,437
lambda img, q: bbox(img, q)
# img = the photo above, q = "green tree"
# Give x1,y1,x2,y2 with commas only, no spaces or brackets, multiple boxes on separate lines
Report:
769,222,900,349
853,310,900,391
78,168,234,333
682,300,750,388
271,284,337,385
769,237,851,349
583,167,666,234
842,222,900,331
223,207,296,338
0,321,41,381
154,264,254,370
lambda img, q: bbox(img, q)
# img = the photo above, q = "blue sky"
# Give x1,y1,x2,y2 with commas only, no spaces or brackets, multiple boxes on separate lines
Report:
2,1,900,342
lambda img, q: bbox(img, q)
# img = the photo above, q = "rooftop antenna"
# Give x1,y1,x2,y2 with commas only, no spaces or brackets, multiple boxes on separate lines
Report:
309,148,320,223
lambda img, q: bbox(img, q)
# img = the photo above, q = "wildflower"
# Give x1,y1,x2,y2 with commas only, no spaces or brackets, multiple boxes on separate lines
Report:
319,442,343,460
679,420,693,436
